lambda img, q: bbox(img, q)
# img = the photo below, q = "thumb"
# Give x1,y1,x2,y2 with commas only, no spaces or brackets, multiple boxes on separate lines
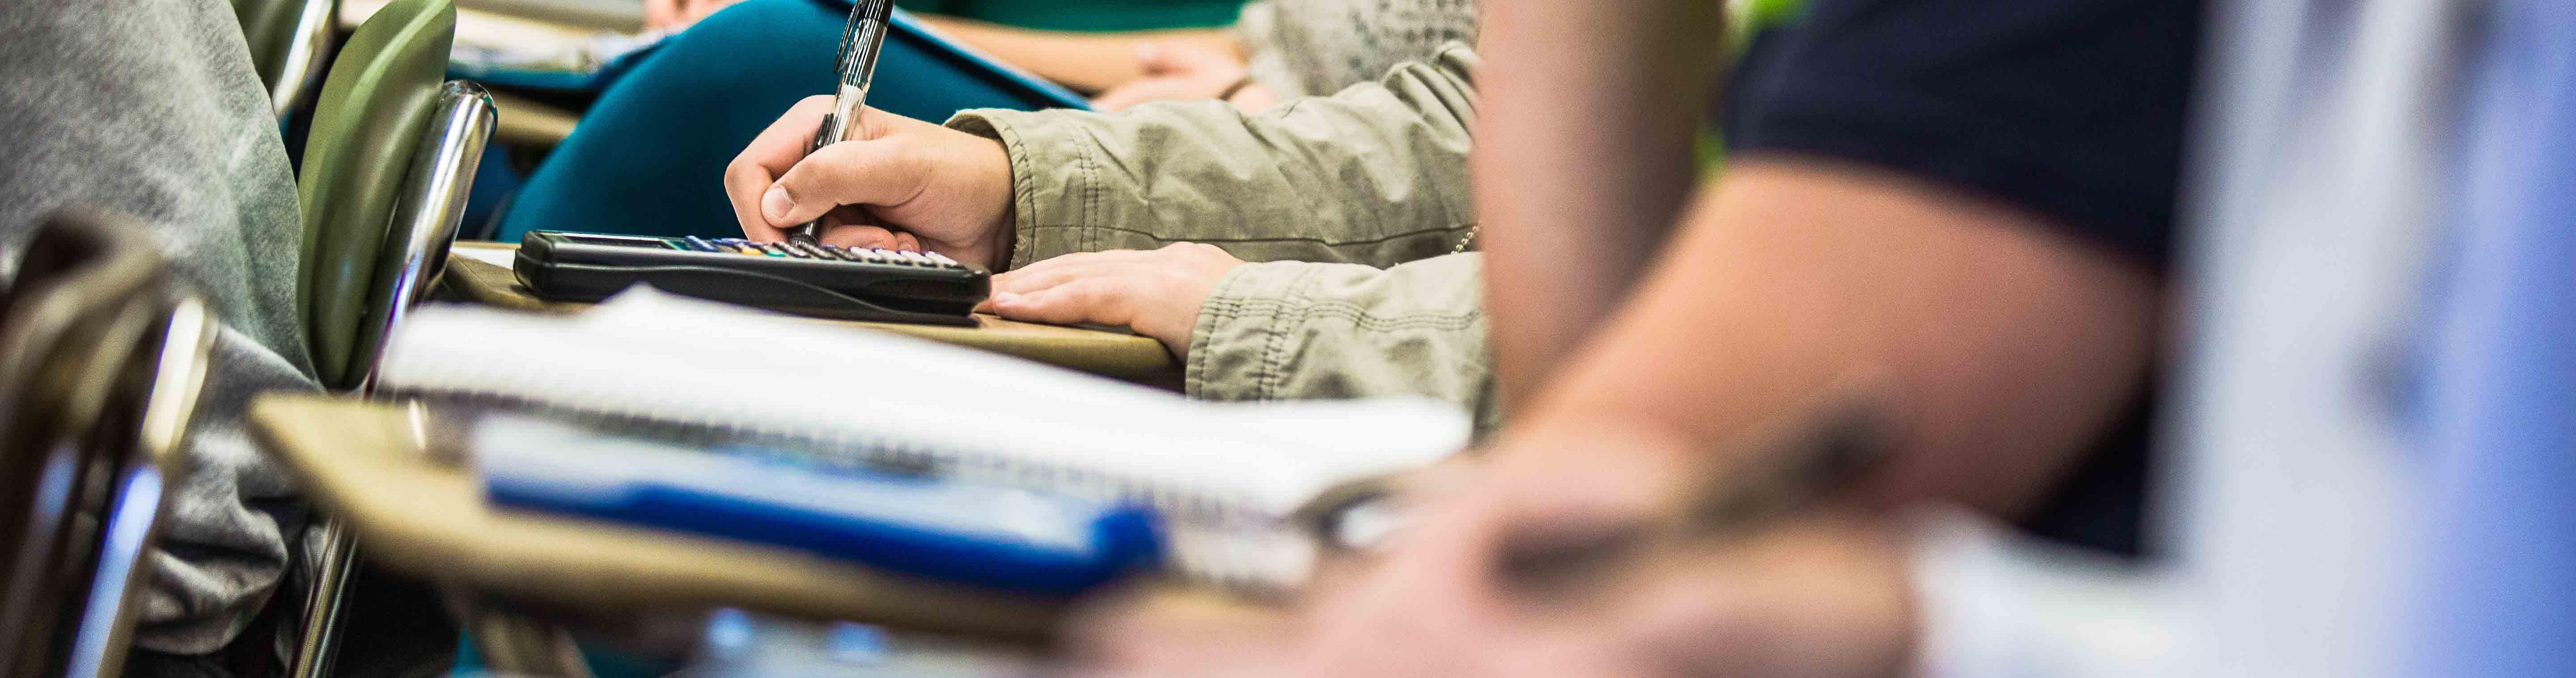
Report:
762,139,922,228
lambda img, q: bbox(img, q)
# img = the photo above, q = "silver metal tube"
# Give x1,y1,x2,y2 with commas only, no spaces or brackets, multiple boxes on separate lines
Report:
64,298,216,678
357,80,496,392
270,0,339,117
292,80,496,678
288,522,359,678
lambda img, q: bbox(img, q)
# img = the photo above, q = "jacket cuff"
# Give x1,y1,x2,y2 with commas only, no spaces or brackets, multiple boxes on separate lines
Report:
947,109,1099,270
1186,261,1315,402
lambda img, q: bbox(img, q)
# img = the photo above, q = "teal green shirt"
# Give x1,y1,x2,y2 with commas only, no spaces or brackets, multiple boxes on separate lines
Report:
895,0,1245,30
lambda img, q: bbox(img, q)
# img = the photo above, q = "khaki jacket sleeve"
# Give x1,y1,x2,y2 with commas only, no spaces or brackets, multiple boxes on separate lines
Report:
947,44,1479,270
1187,253,1498,434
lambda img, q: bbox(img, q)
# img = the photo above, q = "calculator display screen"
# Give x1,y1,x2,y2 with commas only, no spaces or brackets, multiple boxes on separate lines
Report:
559,232,678,249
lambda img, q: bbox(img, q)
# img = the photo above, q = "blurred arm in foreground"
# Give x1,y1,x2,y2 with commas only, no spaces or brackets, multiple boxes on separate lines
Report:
1068,0,2201,674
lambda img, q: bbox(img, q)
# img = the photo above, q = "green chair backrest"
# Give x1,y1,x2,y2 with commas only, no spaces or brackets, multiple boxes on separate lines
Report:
298,0,453,390
233,0,298,89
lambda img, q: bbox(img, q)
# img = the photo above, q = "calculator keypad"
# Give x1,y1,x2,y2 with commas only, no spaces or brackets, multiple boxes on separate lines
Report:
527,230,987,324
697,238,968,270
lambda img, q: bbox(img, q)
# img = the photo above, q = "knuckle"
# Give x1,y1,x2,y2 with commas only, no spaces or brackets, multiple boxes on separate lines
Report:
1062,281,1107,303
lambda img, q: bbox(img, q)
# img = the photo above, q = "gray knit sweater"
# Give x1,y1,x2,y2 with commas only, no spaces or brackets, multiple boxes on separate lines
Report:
0,0,317,659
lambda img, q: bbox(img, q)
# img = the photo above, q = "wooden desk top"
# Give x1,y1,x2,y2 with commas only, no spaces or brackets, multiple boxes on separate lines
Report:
440,241,1181,387
248,394,1066,639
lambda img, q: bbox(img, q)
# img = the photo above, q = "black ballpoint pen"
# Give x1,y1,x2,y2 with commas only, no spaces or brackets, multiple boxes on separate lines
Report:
789,0,894,244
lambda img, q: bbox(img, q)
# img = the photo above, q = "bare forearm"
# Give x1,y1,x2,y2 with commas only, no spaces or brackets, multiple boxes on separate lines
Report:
915,16,1237,93
1515,160,2161,516
1473,0,1726,408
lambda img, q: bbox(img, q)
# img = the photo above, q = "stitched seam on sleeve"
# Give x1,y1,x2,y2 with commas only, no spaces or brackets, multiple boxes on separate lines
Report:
951,113,1053,270
1208,298,1483,331
1005,122,1044,270
1081,130,1102,253
1185,281,1250,398
1257,266,1323,401
1013,223,1477,246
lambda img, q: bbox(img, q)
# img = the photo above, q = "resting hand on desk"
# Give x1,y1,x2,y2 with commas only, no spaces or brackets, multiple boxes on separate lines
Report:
725,98,1015,269
978,243,1242,356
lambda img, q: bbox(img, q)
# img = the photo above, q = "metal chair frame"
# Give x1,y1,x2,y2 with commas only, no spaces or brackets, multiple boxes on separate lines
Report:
0,211,220,678
267,0,341,118
290,79,496,678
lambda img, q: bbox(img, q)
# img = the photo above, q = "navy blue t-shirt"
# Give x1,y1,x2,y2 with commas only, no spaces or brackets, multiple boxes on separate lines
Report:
1723,0,2207,556
1726,0,2203,268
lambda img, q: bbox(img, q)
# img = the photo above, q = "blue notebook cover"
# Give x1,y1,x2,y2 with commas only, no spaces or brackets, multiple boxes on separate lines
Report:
475,414,1164,596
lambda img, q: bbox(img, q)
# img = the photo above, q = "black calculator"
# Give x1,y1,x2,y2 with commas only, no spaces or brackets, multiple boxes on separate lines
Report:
513,231,988,326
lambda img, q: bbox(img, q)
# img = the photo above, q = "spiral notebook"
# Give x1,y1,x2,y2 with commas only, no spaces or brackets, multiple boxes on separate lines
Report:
374,289,1470,523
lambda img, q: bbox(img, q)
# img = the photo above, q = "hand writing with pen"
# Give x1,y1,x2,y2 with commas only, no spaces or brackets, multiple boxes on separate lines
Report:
725,101,1243,356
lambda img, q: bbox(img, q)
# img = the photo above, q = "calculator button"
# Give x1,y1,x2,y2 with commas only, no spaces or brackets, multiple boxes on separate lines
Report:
895,251,933,265
756,243,790,257
680,236,719,252
814,245,858,261
867,248,907,264
923,252,958,267
784,241,827,259
846,248,885,263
